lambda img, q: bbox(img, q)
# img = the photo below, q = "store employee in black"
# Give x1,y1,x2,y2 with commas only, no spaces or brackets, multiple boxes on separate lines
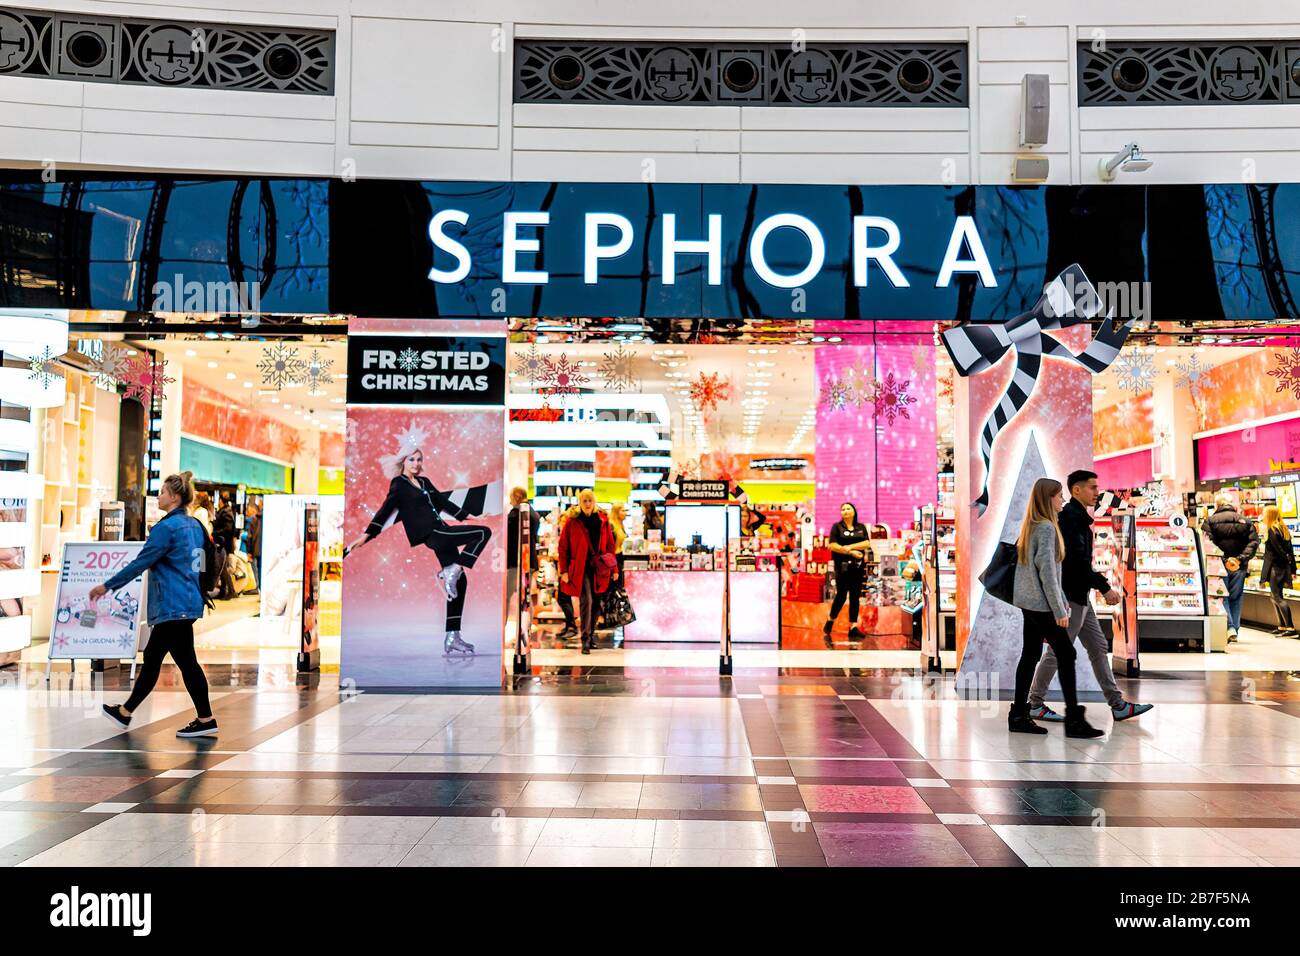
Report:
825,502,871,646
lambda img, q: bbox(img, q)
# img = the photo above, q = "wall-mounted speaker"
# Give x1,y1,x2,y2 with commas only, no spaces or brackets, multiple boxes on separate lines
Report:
1019,73,1050,147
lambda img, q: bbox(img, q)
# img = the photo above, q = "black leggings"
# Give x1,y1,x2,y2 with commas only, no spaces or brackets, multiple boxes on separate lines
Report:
425,523,491,633
1014,609,1077,709
125,618,211,719
829,560,863,625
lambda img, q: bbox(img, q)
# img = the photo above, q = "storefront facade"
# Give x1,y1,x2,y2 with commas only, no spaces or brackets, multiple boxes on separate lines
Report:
4,171,1299,687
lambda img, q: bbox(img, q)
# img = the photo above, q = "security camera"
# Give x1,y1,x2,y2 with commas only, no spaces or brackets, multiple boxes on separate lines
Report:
1099,142,1153,181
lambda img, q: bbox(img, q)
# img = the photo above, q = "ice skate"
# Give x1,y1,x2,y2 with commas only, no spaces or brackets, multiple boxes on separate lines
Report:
438,563,464,600
443,630,475,655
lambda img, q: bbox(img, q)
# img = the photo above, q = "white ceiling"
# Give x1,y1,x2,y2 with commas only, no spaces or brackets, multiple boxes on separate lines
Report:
1092,344,1258,405
137,338,348,435
513,342,818,458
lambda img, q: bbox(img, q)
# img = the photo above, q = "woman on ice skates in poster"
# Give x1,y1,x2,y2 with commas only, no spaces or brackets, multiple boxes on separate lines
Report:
344,423,498,656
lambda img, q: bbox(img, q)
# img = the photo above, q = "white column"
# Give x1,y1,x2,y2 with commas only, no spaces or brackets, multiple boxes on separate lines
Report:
294,429,320,494
159,361,183,478
1151,374,1197,494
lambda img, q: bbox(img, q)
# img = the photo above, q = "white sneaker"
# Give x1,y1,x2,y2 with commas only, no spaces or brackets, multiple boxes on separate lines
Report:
437,564,464,600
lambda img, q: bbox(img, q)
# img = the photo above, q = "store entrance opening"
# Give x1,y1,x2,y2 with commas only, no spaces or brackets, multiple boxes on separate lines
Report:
14,317,349,674
506,319,955,670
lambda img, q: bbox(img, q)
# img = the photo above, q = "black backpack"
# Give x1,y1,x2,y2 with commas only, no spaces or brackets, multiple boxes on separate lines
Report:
196,522,219,610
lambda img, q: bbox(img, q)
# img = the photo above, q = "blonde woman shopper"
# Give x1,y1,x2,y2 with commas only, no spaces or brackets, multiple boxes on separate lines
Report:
1009,477,1103,738
1260,505,1297,635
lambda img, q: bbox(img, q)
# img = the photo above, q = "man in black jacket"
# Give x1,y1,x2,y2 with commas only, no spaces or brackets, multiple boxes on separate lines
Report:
1028,470,1154,722
1202,496,1259,643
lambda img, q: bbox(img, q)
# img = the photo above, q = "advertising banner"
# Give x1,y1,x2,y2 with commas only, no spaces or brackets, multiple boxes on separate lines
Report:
259,494,343,643
342,333,507,688
299,503,320,672
48,542,146,661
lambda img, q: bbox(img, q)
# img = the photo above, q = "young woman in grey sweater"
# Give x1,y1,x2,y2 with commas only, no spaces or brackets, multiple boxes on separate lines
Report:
1009,478,1103,738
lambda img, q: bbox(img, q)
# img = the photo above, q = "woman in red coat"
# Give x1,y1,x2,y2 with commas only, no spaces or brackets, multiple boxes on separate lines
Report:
558,490,618,654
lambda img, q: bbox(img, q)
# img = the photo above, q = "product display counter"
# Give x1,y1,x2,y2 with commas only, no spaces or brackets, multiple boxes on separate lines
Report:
621,566,781,644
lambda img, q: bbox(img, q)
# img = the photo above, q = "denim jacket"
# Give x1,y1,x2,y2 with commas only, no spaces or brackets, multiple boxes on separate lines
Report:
104,507,206,626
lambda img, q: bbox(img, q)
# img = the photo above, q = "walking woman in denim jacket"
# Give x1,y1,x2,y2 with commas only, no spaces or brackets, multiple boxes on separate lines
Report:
1009,477,1103,739
94,471,217,739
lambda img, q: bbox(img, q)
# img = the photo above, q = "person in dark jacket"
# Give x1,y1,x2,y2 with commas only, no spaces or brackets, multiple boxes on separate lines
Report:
1259,505,1296,635
1203,497,1260,642
344,428,496,657
1027,470,1153,723
507,487,540,574
94,471,217,739
244,501,262,594
558,490,617,655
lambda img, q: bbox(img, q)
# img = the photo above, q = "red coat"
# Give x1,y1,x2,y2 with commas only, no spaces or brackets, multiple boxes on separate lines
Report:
557,510,617,597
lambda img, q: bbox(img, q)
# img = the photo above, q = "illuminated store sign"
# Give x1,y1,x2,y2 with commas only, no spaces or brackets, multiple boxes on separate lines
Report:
750,457,810,471
428,211,996,290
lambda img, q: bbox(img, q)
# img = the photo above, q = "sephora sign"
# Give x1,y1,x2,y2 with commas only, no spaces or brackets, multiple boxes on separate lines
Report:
428,210,997,290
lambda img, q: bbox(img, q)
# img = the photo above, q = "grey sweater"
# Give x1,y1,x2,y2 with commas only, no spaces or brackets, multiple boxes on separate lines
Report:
1012,521,1068,619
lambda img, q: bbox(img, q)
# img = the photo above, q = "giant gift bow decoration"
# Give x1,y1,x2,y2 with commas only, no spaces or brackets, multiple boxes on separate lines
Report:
941,264,1133,516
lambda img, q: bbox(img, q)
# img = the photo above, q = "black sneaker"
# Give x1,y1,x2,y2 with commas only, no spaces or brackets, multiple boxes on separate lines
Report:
176,718,218,739
101,704,131,730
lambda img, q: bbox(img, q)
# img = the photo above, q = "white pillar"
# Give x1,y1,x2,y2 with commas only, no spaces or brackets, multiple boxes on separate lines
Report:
1151,374,1196,494
294,428,320,494
159,361,183,478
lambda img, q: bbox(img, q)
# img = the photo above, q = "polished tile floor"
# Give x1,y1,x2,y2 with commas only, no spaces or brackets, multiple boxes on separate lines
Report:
2,644,1300,867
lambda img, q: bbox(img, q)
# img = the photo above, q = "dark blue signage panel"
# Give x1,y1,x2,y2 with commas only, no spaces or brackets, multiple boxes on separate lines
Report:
2,174,1298,322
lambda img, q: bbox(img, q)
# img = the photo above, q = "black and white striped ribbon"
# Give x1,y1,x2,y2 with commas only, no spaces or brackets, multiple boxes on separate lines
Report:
941,264,1133,516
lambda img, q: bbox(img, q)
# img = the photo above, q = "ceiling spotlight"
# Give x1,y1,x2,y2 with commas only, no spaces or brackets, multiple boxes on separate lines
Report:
1099,142,1152,181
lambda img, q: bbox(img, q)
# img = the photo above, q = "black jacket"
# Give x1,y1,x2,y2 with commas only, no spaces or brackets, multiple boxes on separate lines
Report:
1203,506,1260,563
507,505,540,569
365,475,486,546
212,506,236,554
1058,498,1111,605
1260,526,1296,583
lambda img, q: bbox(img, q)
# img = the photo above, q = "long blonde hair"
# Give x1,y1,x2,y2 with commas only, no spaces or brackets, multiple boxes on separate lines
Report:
1016,477,1065,565
1263,504,1291,542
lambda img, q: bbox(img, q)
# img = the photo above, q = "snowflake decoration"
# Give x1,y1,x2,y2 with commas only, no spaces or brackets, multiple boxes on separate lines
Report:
120,355,175,403
1268,349,1300,400
678,458,701,480
820,374,853,413
1114,394,1142,432
538,353,589,397
90,344,132,390
258,343,306,389
514,342,546,389
938,370,955,402
283,432,305,460
873,371,915,425
303,349,335,393
1112,348,1157,394
598,343,638,393
911,345,931,380
397,348,421,372
1174,354,1210,402
26,346,63,389
688,372,732,413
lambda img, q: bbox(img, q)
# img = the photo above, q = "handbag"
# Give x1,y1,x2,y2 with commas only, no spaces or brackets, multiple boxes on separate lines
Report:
978,541,1019,605
602,585,637,628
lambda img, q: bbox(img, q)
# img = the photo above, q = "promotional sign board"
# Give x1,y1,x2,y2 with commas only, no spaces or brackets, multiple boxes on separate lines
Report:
342,333,507,689
48,542,146,662
677,480,730,501
346,335,506,406
299,503,320,673
98,502,125,541
259,494,343,641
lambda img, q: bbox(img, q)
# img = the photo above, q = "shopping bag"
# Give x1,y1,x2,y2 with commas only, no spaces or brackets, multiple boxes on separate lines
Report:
978,541,1018,605
603,585,637,627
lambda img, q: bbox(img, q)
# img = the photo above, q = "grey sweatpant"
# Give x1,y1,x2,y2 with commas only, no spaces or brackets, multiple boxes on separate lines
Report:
1027,601,1124,709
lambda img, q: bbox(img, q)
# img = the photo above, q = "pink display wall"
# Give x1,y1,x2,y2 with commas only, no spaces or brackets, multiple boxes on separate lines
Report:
814,337,936,534
1094,448,1153,491
1197,415,1300,481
